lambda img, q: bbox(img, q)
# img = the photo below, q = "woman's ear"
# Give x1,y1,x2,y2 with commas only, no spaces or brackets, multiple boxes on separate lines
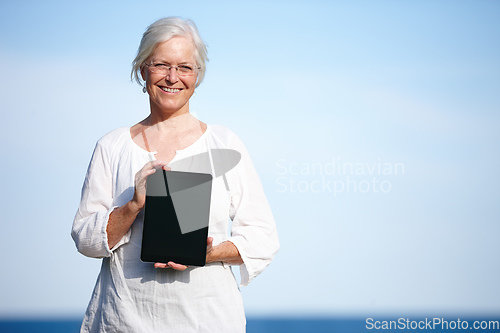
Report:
141,66,147,81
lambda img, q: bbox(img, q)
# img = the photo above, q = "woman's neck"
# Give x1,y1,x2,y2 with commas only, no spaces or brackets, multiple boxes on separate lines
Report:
145,112,202,135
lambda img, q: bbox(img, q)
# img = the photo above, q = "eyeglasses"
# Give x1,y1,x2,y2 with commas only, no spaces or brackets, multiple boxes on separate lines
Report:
144,62,201,76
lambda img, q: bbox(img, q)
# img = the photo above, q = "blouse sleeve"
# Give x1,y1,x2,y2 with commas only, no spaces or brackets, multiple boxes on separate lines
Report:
71,140,130,258
225,135,279,286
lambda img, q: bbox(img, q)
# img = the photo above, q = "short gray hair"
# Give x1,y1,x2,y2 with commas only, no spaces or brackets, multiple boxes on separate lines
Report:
131,17,208,88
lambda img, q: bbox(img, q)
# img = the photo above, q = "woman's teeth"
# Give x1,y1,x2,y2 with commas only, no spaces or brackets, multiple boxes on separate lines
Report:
160,87,181,93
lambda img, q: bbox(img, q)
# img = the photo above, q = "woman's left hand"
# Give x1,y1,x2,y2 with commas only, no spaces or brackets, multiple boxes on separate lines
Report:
153,261,188,271
154,237,214,271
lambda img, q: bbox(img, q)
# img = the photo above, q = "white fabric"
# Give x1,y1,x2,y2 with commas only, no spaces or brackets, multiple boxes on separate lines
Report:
71,125,279,333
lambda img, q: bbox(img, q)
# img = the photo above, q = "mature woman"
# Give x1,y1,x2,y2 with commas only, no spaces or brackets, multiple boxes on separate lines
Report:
72,17,279,332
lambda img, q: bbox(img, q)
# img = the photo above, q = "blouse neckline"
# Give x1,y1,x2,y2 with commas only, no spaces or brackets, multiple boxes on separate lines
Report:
128,124,210,162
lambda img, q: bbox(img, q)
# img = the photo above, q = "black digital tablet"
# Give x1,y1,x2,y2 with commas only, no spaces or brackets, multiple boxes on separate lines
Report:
141,169,212,266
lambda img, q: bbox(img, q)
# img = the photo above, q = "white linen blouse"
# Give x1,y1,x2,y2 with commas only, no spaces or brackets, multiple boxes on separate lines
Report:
71,125,279,332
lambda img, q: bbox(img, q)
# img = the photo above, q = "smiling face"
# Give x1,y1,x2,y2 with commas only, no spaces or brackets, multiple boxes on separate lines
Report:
142,36,198,117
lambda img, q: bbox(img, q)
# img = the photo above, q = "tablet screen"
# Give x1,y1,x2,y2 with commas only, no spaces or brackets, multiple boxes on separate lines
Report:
141,170,212,266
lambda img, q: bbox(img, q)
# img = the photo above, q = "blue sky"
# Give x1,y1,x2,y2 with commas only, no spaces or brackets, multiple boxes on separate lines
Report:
0,0,499,318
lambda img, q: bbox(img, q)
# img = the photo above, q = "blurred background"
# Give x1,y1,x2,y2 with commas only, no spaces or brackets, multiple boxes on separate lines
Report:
0,0,499,325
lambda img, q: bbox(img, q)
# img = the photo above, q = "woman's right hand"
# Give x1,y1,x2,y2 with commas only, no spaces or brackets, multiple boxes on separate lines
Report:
107,160,169,249
131,160,170,211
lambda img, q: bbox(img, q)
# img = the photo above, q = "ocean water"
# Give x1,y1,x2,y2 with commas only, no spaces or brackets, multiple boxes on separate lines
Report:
0,317,498,332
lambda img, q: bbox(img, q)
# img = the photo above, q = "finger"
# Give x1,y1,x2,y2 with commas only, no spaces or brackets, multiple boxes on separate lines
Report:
154,262,169,269
163,165,172,171
152,160,169,169
136,162,156,182
142,160,168,173
167,261,188,271
142,167,157,179
137,160,168,184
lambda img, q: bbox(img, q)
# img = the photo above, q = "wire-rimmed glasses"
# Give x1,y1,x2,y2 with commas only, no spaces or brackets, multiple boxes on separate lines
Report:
144,62,201,76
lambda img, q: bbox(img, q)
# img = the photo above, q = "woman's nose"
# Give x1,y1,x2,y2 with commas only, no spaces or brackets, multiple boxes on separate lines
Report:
166,67,178,83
